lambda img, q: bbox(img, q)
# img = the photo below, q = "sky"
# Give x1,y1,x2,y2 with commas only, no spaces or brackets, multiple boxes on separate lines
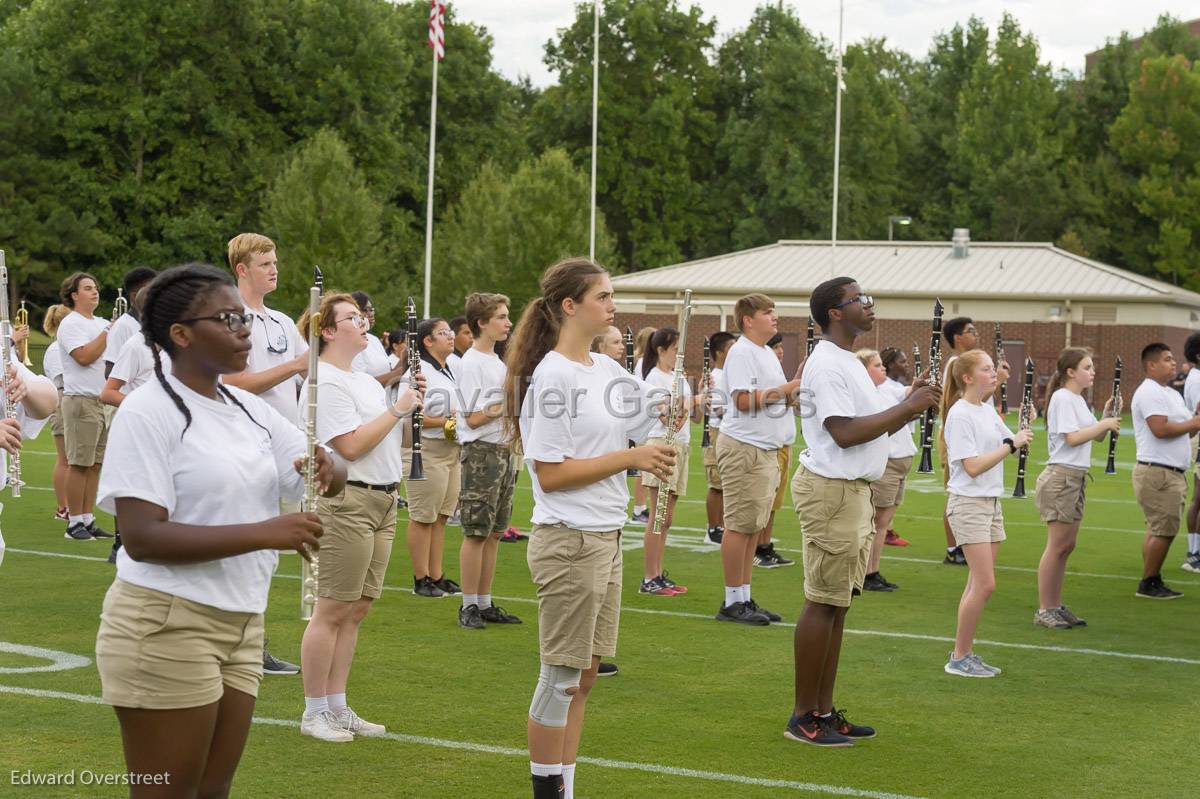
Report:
446,1,1200,86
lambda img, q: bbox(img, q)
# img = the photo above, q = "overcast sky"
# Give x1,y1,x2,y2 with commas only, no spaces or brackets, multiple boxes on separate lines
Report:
447,1,1199,85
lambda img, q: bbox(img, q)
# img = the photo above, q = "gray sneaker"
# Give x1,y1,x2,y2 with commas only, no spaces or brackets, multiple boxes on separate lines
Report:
969,653,1002,675
458,603,485,629
1056,605,1087,627
944,652,995,678
1033,607,1072,630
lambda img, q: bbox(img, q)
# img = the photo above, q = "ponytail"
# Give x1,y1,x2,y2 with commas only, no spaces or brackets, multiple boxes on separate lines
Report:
642,328,680,380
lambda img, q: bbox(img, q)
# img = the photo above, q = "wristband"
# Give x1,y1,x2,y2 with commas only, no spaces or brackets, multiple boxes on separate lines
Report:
1003,437,1016,454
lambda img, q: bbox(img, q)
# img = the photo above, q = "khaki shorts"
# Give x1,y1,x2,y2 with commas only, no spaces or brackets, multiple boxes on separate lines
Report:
791,466,874,608
96,580,263,709
1034,464,1088,523
1132,462,1186,538
703,430,722,490
406,437,462,523
772,445,793,512
716,434,779,533
315,483,397,601
62,394,111,467
460,440,520,537
1191,436,1199,480
50,389,64,437
527,524,622,670
641,437,690,496
946,494,1007,546
870,456,913,509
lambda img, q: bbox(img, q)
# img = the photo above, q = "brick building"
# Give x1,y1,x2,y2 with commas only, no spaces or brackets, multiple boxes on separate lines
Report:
610,232,1200,410
1085,17,1200,73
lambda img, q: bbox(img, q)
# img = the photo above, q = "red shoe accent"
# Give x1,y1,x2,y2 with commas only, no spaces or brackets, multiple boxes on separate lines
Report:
884,529,909,547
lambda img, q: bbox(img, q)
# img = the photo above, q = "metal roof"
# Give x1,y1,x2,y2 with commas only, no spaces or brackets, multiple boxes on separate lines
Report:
609,240,1200,307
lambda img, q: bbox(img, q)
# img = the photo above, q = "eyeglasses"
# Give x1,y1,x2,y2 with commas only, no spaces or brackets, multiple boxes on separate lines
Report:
433,329,455,338
259,313,289,353
834,294,874,309
336,314,368,329
178,311,255,333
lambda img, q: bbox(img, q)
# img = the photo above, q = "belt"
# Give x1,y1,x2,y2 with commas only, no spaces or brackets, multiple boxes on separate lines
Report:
347,479,397,493
1136,461,1186,474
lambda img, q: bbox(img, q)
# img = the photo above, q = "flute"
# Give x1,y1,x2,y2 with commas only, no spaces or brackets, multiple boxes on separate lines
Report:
624,325,637,476
1013,357,1035,498
700,336,712,448
299,266,322,621
995,322,1008,414
1105,356,1122,475
652,290,692,535
916,300,944,474
406,297,427,481
0,251,23,497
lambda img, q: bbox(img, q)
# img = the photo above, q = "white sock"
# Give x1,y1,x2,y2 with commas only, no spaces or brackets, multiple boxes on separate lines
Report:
562,764,576,798
530,761,562,778
947,546,957,555
327,692,347,712
82,513,95,525
462,593,479,609
741,584,751,603
724,586,740,607
633,504,646,515
304,696,328,714
1189,532,1200,553
479,593,492,610
69,514,85,526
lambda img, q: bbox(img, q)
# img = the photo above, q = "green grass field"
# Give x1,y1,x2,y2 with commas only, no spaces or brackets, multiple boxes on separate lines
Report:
1,415,1196,798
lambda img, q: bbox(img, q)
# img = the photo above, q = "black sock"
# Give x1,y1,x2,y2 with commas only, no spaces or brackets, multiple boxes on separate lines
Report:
531,773,564,798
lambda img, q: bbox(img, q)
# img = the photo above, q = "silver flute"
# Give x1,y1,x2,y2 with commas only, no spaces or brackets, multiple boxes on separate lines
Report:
651,289,693,535
0,251,23,497
300,267,322,621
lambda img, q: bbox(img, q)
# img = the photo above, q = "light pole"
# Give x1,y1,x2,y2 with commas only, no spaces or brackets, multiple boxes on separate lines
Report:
888,215,912,241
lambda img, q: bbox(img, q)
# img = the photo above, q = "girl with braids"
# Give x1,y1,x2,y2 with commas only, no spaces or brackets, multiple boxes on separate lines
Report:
503,257,677,799
1033,347,1120,628
94,263,345,797
939,350,1032,678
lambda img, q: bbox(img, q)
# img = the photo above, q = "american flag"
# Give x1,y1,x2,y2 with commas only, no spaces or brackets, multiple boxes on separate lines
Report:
428,1,445,60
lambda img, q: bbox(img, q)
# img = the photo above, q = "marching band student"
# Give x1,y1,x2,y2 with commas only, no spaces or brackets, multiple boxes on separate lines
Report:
298,292,421,742
703,331,735,546
714,294,794,626
1033,347,1120,628
591,326,624,362
754,332,795,569
857,348,916,592
101,267,157,378
940,350,1031,678
350,291,408,388
0,352,59,566
100,286,169,407
882,348,913,547
447,315,472,372
455,293,523,628
1181,333,1200,573
57,272,114,541
788,278,938,745
404,317,462,598
95,263,345,797
629,325,656,523
41,304,72,520
387,327,408,370
503,257,675,799
1131,343,1198,599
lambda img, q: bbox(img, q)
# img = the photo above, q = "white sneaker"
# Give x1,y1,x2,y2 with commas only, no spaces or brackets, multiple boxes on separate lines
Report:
334,706,386,738
300,709,353,742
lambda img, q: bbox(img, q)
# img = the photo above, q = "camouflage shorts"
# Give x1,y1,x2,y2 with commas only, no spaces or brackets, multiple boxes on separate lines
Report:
459,440,520,537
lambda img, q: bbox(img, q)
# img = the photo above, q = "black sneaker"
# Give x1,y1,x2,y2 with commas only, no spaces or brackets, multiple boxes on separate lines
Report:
64,522,93,541
764,542,794,567
262,641,300,675
746,598,781,623
433,576,461,595
1136,576,1183,600
414,576,446,598
944,546,967,566
631,509,649,524
639,576,677,596
86,521,114,539
705,526,724,545
458,604,485,629
715,601,770,626
597,662,619,677
829,707,876,739
784,711,854,747
753,545,777,568
531,773,565,799
1183,552,1200,574
863,572,897,592
480,605,522,624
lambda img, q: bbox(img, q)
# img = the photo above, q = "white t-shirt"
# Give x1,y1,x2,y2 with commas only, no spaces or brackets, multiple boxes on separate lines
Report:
1,363,51,490
1184,368,1200,418
798,340,889,481
351,333,392,377
455,347,507,445
880,378,919,459
720,336,796,450
708,366,726,430
305,362,404,484
447,352,463,372
402,358,458,441
57,311,109,396
1046,388,1098,468
102,313,140,365
111,337,170,395
43,340,64,390
521,351,660,532
642,365,693,445
944,399,1015,497
243,302,307,427
387,353,400,369
97,376,306,614
1132,378,1193,470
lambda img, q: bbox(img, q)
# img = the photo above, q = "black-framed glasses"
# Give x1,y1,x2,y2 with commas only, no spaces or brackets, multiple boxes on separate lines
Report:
336,313,368,329
834,294,874,309
178,311,254,333
260,313,289,353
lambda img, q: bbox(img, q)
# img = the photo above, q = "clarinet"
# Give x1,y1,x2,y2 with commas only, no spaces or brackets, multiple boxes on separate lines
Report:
995,321,1008,414
406,297,427,481
806,316,816,357
0,251,24,497
700,336,712,448
299,266,322,621
916,299,944,473
625,325,637,476
652,290,693,535
1013,357,1035,498
912,341,925,445
1105,356,1122,475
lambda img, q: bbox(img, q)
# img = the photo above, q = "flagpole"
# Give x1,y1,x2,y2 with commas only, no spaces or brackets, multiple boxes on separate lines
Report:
589,1,600,261
423,23,440,318
830,0,843,278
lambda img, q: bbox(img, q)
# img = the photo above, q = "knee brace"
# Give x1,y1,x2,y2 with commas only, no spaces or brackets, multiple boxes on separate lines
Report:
528,663,581,728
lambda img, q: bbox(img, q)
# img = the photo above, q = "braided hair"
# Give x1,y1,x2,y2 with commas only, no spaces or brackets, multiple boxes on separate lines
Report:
140,262,269,438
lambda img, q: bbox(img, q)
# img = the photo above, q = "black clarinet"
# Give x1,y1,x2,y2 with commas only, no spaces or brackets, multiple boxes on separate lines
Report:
806,316,815,357
624,325,637,476
912,341,925,443
406,296,427,481
1013,357,1035,497
995,321,1008,414
1105,356,1122,475
700,336,712,448
916,300,944,473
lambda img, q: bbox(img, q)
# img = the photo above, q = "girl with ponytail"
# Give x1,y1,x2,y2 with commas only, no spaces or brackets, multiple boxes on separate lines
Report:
94,263,345,795
940,349,1033,678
